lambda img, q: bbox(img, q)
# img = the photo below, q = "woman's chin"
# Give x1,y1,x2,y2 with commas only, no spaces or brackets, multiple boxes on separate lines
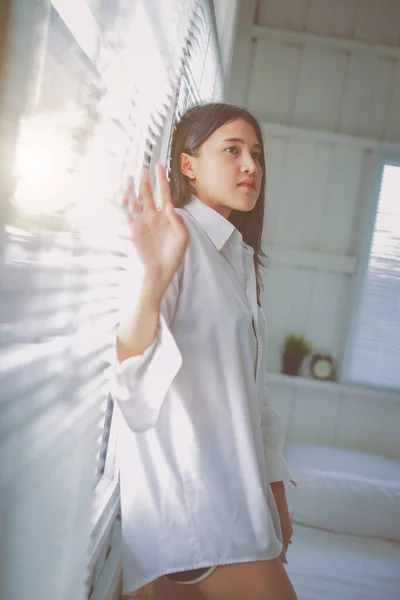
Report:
233,195,258,212
234,187,258,209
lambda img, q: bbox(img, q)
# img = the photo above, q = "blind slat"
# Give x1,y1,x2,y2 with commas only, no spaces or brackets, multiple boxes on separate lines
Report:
1,1,223,599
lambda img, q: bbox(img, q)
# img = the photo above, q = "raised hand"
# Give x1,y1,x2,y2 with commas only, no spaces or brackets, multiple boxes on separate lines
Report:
123,164,189,301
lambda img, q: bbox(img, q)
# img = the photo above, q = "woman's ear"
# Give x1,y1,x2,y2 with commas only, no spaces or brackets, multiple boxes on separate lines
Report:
180,153,196,180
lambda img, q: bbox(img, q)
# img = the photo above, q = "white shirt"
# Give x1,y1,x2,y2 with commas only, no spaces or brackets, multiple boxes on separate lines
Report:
112,196,294,594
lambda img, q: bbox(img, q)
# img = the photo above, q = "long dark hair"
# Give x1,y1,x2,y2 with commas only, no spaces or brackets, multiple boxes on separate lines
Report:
169,102,267,305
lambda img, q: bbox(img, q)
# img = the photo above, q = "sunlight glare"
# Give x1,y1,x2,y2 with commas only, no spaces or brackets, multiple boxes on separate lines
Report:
13,112,78,216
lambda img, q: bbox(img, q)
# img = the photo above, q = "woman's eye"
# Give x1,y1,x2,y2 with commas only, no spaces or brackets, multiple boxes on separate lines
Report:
252,151,262,162
225,146,239,155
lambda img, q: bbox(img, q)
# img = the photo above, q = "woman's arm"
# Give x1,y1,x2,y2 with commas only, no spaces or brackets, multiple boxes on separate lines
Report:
117,281,162,362
261,381,296,486
112,269,183,433
261,381,296,557
117,164,189,363
270,481,293,559
111,165,189,432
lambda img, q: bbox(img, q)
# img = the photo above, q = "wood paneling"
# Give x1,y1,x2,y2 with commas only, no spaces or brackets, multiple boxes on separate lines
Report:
291,47,347,131
244,0,400,375
248,38,301,121
263,132,367,253
258,0,400,47
248,37,400,140
258,0,311,31
307,0,359,39
385,60,400,141
339,55,396,139
354,0,400,47
268,374,400,459
263,264,350,373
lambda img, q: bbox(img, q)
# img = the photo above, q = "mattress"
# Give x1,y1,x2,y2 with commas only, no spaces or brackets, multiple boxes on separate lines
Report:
285,523,400,600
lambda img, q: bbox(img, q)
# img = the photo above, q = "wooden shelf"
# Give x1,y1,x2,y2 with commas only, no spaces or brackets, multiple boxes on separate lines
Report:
267,372,400,403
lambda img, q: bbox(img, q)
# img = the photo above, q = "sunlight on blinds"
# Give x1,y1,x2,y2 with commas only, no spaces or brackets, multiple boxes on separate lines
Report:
346,164,400,389
0,1,223,599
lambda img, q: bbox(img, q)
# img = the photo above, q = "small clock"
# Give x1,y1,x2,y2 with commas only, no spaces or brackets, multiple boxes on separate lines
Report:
309,353,336,381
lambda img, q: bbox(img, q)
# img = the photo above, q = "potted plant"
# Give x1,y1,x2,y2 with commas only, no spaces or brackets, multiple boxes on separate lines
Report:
281,334,313,376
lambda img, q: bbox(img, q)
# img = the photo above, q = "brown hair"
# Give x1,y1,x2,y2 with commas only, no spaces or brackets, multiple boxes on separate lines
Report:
169,102,267,305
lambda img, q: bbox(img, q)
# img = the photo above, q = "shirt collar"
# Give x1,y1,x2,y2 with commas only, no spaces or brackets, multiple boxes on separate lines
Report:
184,195,240,251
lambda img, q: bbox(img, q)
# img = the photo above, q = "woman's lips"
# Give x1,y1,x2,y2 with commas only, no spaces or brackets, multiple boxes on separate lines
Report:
238,183,256,191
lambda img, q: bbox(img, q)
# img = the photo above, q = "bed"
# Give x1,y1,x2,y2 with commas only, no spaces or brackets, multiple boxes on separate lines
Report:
283,443,400,600
286,523,400,600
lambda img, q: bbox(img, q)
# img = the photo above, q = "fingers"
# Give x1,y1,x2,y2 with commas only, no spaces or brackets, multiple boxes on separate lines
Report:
123,177,143,223
126,176,137,212
124,164,171,217
133,201,143,213
155,163,172,209
139,167,157,212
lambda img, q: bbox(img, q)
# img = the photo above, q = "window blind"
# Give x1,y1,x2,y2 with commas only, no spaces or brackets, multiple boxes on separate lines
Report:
345,163,400,390
0,1,223,600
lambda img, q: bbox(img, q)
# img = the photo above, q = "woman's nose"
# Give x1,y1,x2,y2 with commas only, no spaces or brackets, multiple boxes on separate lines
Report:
240,154,257,174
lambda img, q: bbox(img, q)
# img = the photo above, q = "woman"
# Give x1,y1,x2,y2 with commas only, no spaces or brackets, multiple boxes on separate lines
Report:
114,103,298,600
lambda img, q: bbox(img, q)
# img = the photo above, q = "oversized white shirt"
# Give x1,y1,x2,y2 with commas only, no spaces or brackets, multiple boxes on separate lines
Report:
112,195,294,594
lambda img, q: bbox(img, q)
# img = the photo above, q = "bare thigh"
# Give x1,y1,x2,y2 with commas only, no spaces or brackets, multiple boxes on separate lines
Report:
151,576,205,600
195,559,298,600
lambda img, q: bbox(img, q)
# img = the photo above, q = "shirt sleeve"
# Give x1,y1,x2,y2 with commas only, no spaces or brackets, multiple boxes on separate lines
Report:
109,266,183,433
261,380,296,486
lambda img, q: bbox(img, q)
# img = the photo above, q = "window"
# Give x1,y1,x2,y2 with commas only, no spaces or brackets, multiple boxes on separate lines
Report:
1,1,224,598
344,162,400,390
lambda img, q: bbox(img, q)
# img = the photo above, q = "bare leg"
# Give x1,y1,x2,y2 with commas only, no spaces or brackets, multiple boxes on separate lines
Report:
195,559,298,600
151,576,205,600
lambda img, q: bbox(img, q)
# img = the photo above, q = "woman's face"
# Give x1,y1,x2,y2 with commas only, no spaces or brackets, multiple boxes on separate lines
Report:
182,118,264,219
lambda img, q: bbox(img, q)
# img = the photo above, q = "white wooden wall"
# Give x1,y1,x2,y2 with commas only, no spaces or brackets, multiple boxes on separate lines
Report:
267,373,400,460
256,0,400,48
229,0,400,380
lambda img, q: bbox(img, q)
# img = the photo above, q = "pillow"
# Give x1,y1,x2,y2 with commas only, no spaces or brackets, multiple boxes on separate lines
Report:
284,443,400,542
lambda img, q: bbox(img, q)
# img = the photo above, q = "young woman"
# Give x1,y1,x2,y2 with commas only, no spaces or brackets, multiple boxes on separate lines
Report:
114,103,298,600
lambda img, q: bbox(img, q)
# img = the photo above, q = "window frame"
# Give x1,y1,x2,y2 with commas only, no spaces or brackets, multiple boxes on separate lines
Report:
342,147,400,391
89,403,120,572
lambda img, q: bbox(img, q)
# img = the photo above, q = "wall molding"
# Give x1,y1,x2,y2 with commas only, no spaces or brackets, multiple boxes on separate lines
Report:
252,24,400,61
266,244,358,275
260,121,400,152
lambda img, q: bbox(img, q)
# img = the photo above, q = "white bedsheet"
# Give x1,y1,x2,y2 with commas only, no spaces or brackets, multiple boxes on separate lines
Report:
285,524,400,600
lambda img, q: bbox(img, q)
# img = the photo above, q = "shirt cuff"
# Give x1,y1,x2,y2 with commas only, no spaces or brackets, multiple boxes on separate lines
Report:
114,323,160,377
265,448,297,487
110,315,182,432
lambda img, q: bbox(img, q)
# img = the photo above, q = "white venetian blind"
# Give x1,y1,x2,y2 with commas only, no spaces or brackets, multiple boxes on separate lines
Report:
345,163,400,390
0,1,223,600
